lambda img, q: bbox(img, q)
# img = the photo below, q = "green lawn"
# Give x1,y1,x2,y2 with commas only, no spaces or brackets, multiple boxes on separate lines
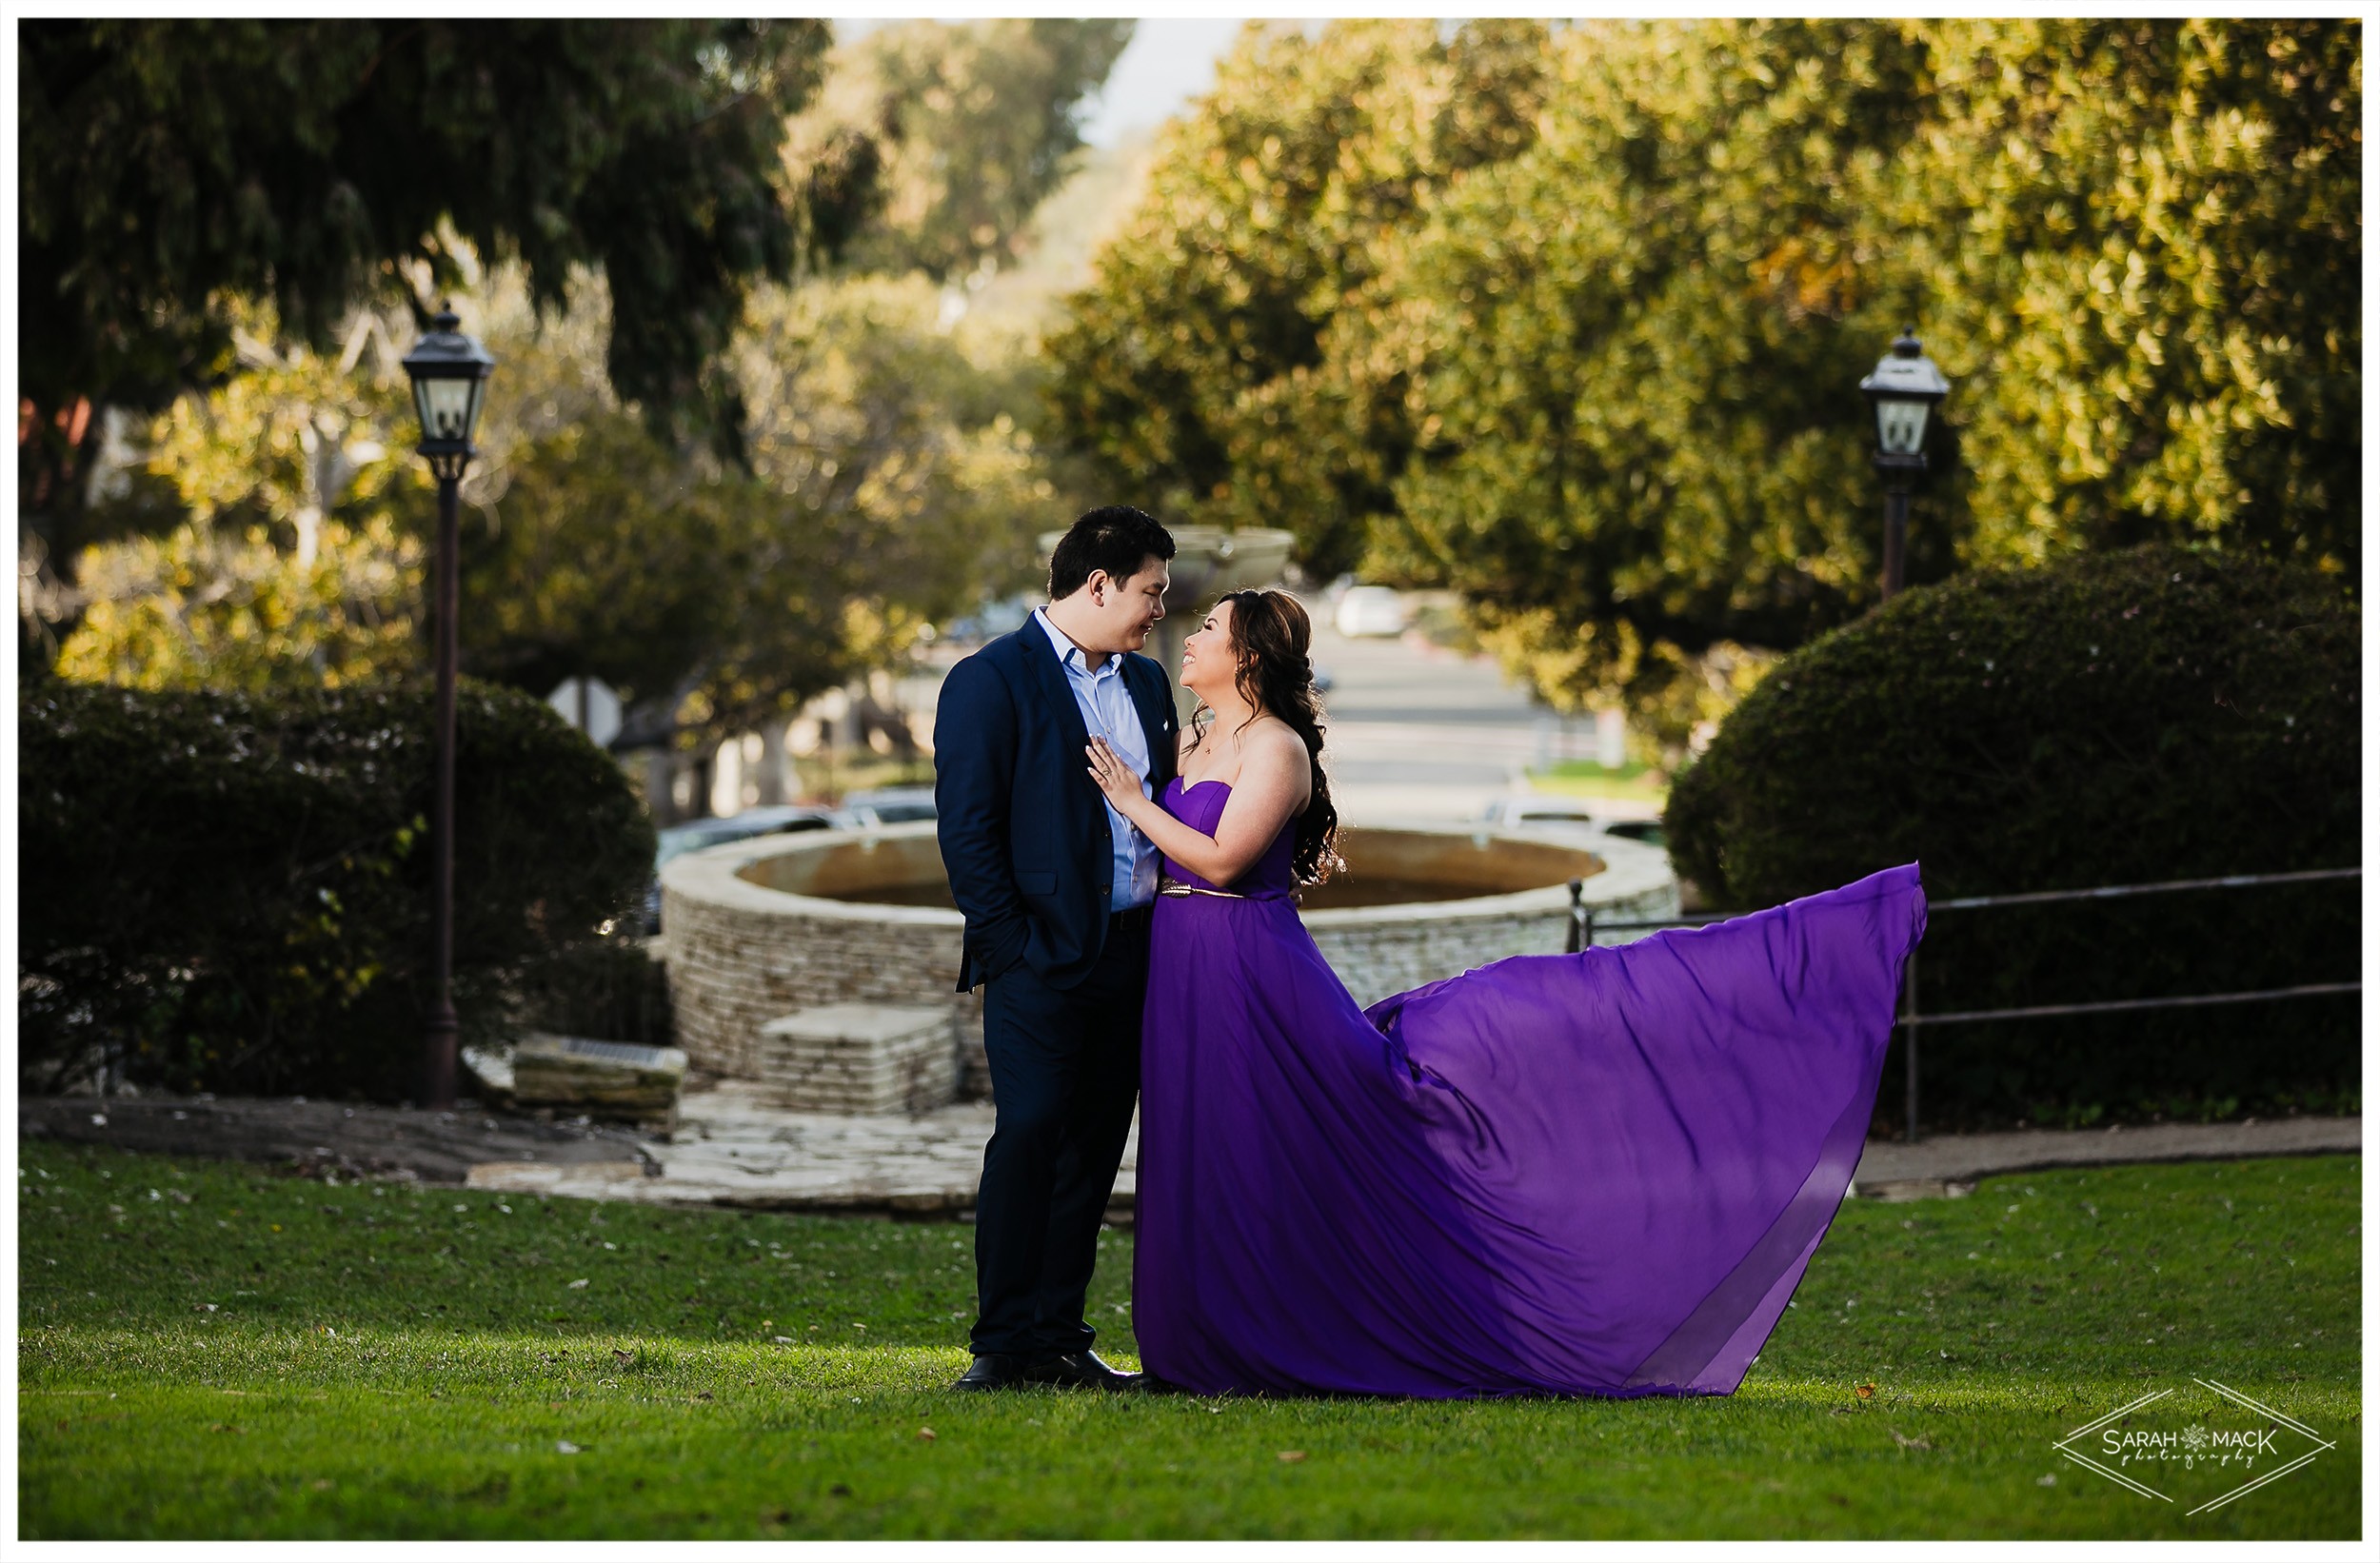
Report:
18,1143,2361,1539
1524,758,1669,806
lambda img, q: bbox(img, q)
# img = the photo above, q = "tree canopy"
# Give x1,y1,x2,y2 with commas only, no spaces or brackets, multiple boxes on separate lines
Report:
786,19,1134,286
20,18,828,439
19,17,832,663
58,268,1057,749
1049,18,2360,750
49,20,1125,753
1042,20,1551,581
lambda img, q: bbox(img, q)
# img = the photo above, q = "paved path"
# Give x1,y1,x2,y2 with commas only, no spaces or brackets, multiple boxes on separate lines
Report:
1843,1115,2364,1200
25,1095,2357,1216
1307,621,1551,823
468,1083,1002,1215
17,1094,658,1183
462,1095,2358,1217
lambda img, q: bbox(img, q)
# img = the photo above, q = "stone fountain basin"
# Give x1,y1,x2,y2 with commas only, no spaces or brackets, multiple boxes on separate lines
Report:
660,821,1678,1084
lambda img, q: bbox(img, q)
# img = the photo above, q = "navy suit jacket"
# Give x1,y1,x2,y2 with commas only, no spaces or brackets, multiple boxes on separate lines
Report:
934,622,1180,993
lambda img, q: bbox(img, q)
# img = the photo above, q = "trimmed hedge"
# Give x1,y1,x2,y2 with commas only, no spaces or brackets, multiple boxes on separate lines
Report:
20,678,655,1100
511,936,674,1053
1665,544,2358,1130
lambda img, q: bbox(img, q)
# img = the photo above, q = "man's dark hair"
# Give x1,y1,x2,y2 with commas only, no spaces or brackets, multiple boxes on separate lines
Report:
1048,505,1175,600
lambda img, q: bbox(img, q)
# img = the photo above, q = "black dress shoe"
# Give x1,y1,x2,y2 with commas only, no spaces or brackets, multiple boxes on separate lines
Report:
1021,1348,1144,1392
950,1352,1036,1392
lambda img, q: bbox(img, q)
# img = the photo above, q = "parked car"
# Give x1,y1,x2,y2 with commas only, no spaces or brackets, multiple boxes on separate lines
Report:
1474,796,1666,849
1334,584,1409,639
841,785,938,827
942,592,1038,645
644,804,842,933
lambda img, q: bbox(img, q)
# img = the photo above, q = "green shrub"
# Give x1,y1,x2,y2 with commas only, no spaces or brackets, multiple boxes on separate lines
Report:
509,936,674,1052
20,678,655,1100
1665,544,2358,1130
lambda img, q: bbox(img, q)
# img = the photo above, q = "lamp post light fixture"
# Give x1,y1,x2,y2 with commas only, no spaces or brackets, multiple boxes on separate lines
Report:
1858,326,1950,600
400,307,495,1110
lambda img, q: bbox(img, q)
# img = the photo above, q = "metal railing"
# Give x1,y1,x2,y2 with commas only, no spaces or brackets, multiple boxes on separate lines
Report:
1564,867,2361,1143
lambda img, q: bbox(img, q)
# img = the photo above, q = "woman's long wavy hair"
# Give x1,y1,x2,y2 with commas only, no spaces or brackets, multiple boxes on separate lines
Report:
1187,587,1345,886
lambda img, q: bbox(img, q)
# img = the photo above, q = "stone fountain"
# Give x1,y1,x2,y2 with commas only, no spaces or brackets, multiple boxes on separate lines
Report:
661,820,1677,1099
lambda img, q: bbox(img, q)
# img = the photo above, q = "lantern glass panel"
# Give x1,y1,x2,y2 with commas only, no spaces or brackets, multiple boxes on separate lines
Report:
1876,397,1930,456
416,377,477,445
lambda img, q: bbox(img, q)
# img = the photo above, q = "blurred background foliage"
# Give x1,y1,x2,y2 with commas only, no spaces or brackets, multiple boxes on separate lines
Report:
34,18,1129,754
1049,17,2358,755
20,18,835,586
784,18,1135,286
27,18,2360,767
1044,19,1556,587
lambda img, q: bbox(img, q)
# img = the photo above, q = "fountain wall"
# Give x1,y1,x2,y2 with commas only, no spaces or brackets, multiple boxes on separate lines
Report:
660,820,1678,1095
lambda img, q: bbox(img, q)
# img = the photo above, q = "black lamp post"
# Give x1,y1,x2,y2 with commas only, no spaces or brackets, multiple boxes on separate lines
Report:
1858,326,1950,600
401,307,495,1110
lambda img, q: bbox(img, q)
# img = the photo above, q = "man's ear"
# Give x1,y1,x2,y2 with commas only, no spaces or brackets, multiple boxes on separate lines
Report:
1083,568,1110,606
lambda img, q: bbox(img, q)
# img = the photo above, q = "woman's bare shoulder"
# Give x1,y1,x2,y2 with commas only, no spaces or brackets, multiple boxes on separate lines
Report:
1253,713,1309,762
1237,717,1309,788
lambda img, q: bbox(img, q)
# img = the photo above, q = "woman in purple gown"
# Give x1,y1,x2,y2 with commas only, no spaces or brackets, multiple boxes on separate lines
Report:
1083,589,1925,1398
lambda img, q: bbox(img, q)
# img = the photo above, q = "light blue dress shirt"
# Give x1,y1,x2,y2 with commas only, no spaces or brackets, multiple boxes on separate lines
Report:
1035,607,1159,911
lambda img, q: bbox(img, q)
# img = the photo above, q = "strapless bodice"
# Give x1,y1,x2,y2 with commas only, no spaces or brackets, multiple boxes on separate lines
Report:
1160,777,1297,897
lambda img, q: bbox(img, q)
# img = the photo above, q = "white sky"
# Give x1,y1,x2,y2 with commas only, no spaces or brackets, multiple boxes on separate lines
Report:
834,17,1254,149
1077,18,1252,148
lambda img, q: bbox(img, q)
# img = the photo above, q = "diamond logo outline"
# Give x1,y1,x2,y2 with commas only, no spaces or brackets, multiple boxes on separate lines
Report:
2050,1376,2336,1514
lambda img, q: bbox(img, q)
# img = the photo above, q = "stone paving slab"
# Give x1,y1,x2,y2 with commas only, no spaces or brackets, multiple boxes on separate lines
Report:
464,1084,1061,1217
465,1083,1044,1217
25,1090,2356,1217
459,1085,2359,1217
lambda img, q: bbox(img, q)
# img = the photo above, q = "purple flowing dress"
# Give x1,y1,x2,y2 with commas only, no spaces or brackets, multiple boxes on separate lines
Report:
1132,777,1926,1398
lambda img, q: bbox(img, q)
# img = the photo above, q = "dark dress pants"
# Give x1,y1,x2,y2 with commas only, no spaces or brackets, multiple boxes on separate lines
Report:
970,920,1147,1357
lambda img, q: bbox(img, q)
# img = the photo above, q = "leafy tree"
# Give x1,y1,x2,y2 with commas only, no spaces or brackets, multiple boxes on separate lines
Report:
52,291,426,691
1897,19,2359,571
1046,18,2358,755
786,19,1135,286
43,20,1118,762
449,266,1056,747
703,274,1054,738
62,267,1056,752
1043,20,1552,579
1377,19,2356,752
114,294,417,552
1374,20,1941,751
20,17,831,651
455,408,806,722
55,515,424,694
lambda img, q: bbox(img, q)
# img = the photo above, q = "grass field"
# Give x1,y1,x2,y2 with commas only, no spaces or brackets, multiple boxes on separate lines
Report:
1523,759,1669,806
17,1142,2361,1539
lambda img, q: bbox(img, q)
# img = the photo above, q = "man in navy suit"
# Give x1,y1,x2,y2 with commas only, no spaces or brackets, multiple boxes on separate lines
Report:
934,506,1180,1392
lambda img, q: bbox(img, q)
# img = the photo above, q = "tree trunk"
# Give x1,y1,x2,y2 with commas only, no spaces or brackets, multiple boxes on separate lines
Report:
16,395,108,668
756,719,788,805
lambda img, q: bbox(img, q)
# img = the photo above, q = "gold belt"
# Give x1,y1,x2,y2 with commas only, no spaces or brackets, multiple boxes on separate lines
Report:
1159,877,1248,900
